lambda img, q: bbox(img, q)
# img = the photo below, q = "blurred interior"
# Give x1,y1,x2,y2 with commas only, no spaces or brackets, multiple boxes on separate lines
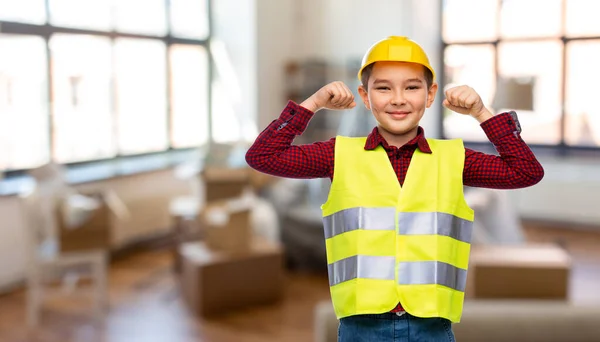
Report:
1,0,600,341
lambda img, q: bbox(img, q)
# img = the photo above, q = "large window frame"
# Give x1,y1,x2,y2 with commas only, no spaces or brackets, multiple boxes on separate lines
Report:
440,0,600,155
0,0,213,175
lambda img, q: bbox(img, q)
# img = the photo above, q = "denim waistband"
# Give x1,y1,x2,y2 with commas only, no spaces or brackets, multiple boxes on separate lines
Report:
347,311,409,320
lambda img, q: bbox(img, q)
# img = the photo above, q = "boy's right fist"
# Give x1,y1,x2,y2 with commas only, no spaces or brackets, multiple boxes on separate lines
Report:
300,81,356,113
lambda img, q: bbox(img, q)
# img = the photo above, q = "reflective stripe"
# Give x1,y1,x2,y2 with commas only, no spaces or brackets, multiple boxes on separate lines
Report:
328,255,396,286
398,212,473,243
323,207,396,239
398,261,467,292
328,257,468,291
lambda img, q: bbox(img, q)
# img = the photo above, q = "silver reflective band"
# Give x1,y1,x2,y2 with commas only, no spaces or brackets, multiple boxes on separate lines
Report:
323,207,396,239
328,255,396,286
398,212,473,243
398,261,467,292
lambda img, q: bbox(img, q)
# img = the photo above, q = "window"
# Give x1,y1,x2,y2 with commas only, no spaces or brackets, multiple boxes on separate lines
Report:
48,0,112,31
114,38,168,155
0,35,49,170
0,0,46,24
0,1,211,172
113,0,167,36
443,44,496,141
50,34,114,163
442,0,600,149
170,0,210,39
170,45,210,148
565,40,600,146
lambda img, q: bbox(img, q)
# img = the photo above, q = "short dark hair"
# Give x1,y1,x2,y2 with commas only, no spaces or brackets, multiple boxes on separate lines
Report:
360,63,434,90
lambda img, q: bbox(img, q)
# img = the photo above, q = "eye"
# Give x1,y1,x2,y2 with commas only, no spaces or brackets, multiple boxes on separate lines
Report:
406,86,421,90
376,86,390,91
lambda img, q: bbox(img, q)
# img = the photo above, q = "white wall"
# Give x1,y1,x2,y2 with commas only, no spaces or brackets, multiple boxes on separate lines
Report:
256,0,415,126
256,0,297,129
254,0,600,227
296,0,410,62
211,0,258,143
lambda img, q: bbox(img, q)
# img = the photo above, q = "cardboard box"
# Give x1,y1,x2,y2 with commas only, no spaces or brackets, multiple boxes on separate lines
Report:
201,200,252,254
201,167,250,202
179,239,284,317
199,196,254,253
203,211,252,254
468,244,571,299
56,193,112,253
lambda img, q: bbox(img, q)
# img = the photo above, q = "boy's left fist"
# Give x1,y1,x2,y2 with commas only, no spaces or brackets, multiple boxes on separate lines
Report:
443,85,487,119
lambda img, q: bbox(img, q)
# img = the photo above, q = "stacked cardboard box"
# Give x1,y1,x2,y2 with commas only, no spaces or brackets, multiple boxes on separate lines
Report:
200,166,253,253
179,238,284,317
177,165,284,317
202,167,250,203
467,243,571,299
201,200,252,254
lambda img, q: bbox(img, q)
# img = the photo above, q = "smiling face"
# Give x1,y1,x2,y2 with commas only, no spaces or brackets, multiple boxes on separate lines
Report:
358,61,437,143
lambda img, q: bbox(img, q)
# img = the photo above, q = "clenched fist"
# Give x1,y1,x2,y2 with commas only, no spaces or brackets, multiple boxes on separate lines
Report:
443,85,492,123
300,81,356,113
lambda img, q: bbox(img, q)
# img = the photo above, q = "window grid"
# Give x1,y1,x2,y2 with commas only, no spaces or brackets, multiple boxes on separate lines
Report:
0,0,212,172
440,0,600,153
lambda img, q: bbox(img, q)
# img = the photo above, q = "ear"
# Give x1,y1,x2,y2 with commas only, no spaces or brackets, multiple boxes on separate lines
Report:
358,85,371,110
426,82,438,108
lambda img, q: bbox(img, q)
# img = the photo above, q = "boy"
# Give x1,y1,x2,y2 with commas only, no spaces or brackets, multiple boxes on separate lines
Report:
245,36,544,342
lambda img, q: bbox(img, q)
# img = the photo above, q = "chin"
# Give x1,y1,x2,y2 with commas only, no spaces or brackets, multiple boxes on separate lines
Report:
381,124,417,136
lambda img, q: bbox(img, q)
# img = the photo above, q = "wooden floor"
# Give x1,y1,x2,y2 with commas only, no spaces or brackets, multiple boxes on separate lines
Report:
0,248,332,342
1,224,600,342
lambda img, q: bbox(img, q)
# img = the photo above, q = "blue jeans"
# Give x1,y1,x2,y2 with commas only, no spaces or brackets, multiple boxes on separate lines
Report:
338,312,455,342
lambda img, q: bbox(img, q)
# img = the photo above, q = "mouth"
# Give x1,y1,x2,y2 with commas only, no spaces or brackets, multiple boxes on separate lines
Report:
387,111,410,119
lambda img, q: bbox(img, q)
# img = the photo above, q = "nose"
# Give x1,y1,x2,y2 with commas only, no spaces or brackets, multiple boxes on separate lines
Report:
391,90,406,106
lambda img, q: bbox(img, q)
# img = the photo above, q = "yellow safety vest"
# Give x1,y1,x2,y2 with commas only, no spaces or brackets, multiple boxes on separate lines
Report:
321,136,474,323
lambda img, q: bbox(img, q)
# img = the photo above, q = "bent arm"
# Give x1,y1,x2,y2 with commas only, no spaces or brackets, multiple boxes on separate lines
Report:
464,112,545,189
245,101,335,179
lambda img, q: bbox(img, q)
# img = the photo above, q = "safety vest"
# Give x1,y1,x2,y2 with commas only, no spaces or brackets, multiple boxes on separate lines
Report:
321,136,474,323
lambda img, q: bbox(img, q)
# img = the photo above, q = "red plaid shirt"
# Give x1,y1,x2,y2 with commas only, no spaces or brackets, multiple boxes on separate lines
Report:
245,101,545,312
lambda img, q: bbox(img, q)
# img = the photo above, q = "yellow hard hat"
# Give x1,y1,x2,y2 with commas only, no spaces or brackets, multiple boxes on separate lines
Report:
357,36,435,83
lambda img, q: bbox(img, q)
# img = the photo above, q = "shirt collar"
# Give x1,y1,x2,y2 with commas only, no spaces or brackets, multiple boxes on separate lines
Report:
364,126,432,153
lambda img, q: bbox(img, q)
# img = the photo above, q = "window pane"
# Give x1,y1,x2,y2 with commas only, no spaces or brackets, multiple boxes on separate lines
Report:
49,0,111,31
498,41,562,144
170,45,208,148
170,0,209,39
566,0,600,37
114,0,167,36
115,39,168,155
443,0,497,43
0,0,46,24
565,40,600,147
0,35,49,171
500,0,562,38
443,45,496,141
50,34,114,163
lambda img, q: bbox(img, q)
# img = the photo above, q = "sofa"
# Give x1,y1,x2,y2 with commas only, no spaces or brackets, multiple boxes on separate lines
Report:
314,300,600,342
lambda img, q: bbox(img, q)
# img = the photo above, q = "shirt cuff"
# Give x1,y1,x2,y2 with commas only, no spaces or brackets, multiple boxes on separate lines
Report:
480,112,519,142
278,100,315,132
